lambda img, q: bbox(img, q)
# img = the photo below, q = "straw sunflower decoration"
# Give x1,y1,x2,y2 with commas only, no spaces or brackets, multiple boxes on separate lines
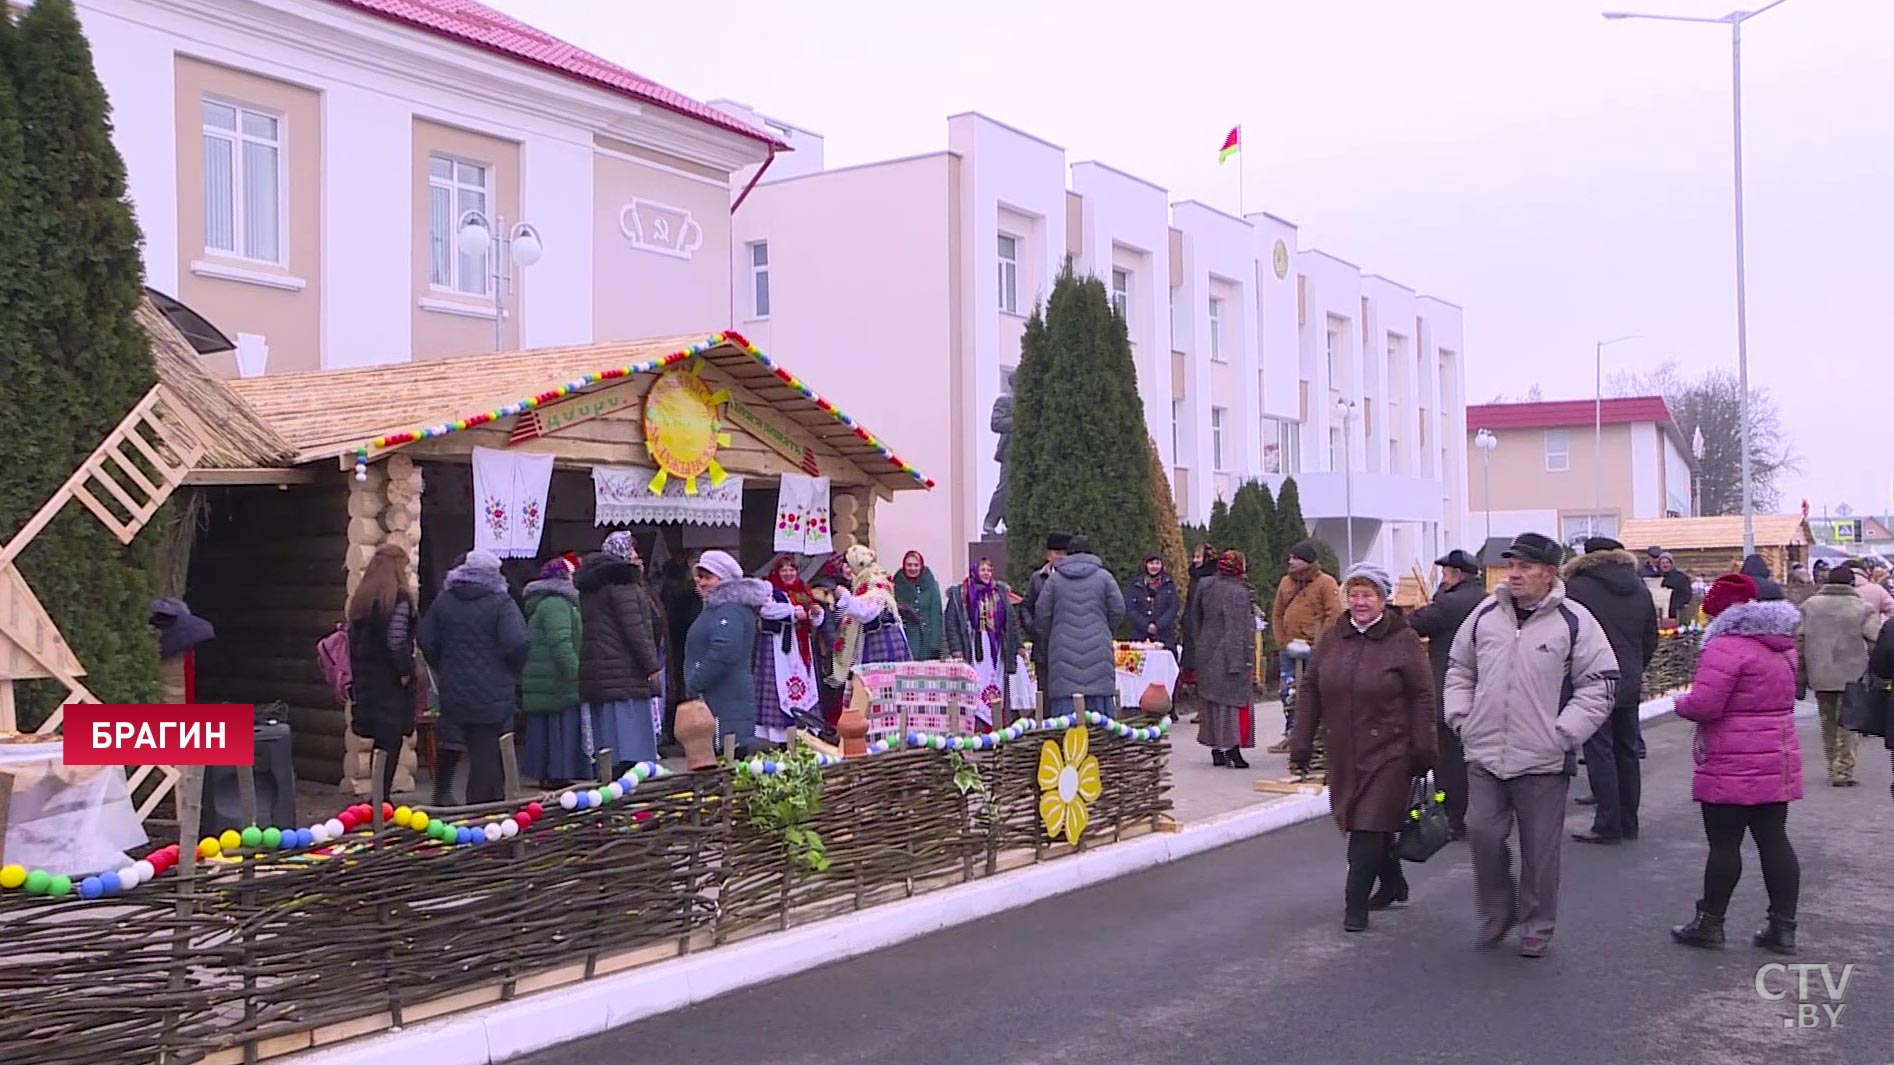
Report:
1037,726,1102,843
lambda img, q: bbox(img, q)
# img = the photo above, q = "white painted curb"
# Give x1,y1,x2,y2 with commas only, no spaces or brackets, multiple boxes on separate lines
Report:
285,695,1682,1065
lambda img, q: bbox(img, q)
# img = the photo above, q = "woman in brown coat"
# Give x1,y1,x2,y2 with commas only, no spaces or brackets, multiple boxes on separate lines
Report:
1289,562,1437,933
1193,550,1259,768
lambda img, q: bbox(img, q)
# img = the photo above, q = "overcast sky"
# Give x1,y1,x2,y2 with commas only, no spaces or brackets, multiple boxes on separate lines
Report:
490,0,1890,519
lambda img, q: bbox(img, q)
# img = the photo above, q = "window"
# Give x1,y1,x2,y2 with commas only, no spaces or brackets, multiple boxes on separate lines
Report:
1210,407,1227,471
1560,513,1620,545
996,234,1019,314
747,241,771,318
1325,326,1340,387
427,154,490,296
1170,400,1183,465
1208,296,1225,362
1544,429,1571,472
1111,268,1129,320
202,99,282,263
1262,418,1301,475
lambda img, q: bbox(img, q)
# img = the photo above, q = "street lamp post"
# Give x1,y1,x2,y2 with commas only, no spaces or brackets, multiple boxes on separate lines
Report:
1604,0,1796,556
457,211,545,351
1475,429,1497,546
1336,397,1358,565
1592,334,1641,537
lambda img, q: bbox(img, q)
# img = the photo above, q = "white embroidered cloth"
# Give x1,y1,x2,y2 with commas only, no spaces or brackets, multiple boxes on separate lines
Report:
593,464,744,526
803,475,833,554
773,473,832,554
472,446,553,558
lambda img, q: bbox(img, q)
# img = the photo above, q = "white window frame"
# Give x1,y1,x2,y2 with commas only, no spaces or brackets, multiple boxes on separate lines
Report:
1560,513,1620,545
747,241,771,319
428,153,492,297
1171,399,1183,467
201,97,286,265
996,233,1019,315
1208,296,1225,362
1210,406,1227,471
1280,419,1302,474
1544,429,1571,472
1111,268,1130,321
1325,326,1341,387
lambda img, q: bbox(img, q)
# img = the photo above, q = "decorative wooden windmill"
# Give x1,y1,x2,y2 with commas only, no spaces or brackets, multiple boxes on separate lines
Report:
0,384,212,817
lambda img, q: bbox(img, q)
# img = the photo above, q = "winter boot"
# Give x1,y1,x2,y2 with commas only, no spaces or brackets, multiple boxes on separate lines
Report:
1670,906,1725,949
1226,748,1250,770
1753,913,1797,955
1211,749,1227,767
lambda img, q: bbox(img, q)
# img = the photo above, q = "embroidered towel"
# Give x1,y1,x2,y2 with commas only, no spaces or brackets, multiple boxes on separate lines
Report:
472,446,554,558
773,475,810,553
802,476,833,554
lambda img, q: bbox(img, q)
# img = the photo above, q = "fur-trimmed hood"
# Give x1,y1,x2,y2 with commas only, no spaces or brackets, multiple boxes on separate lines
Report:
1562,548,1645,599
1704,598,1801,644
705,577,772,611
1563,548,1639,577
522,577,579,604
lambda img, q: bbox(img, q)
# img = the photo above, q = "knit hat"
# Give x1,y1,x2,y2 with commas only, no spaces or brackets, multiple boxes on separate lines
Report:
1290,541,1319,564
1342,562,1393,598
1046,532,1073,552
537,554,577,581
1702,573,1758,618
1825,565,1856,585
461,549,502,574
1583,536,1625,554
695,549,743,583
602,531,635,561
1216,550,1246,577
1067,535,1094,555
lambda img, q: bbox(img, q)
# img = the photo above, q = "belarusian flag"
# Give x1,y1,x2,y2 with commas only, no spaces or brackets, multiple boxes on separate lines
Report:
1218,125,1241,165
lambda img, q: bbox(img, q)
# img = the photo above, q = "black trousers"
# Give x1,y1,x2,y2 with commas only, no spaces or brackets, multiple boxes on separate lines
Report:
1345,830,1403,910
1435,722,1468,832
1700,802,1798,919
1583,704,1643,838
461,723,506,806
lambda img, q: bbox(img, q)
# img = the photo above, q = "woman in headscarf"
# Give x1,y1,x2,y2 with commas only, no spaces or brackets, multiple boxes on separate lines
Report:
576,532,664,772
520,553,586,786
683,550,772,757
754,555,827,745
893,551,945,661
944,556,1023,729
1192,550,1258,769
1289,563,1437,933
829,544,912,687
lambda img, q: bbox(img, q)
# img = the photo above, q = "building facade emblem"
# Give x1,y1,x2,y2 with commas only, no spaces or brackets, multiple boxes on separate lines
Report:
619,197,705,260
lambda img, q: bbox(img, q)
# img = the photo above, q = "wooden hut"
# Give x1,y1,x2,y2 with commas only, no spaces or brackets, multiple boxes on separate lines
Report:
198,332,931,792
1617,514,1811,583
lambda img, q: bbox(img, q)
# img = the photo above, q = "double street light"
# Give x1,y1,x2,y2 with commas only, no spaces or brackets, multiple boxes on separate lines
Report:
1474,429,1497,545
1603,0,1798,555
1335,397,1358,565
457,211,544,352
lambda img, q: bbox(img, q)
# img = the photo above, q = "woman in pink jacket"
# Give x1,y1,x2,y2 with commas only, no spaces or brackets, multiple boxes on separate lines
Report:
1670,573,1803,954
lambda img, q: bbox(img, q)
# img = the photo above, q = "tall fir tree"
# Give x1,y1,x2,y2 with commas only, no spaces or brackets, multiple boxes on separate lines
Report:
1206,497,1235,552
1271,477,1341,577
6,0,160,727
1226,481,1275,581
1142,433,1190,599
1004,261,1161,587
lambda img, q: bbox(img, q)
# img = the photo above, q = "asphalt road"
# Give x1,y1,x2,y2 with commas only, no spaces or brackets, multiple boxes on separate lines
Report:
515,707,1893,1065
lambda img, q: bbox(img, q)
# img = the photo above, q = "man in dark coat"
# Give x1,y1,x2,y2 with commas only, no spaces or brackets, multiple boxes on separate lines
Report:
1021,532,1071,697
1740,553,1785,601
1561,536,1659,843
1405,549,1486,837
1124,554,1181,653
1037,535,1127,716
417,550,529,805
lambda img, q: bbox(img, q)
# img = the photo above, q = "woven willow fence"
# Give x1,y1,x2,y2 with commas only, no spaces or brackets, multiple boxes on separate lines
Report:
0,725,1171,1065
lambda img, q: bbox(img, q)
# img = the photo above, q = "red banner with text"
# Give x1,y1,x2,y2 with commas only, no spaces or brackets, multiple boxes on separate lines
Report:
62,704,255,767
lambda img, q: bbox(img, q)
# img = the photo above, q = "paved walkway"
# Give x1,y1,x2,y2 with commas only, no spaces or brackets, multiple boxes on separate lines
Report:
514,705,1893,1065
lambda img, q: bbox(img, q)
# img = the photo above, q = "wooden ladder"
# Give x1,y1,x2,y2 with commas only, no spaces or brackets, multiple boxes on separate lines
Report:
1,384,210,817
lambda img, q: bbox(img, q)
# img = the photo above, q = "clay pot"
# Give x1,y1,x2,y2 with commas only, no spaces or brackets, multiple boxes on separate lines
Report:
836,681,871,758
674,699,719,771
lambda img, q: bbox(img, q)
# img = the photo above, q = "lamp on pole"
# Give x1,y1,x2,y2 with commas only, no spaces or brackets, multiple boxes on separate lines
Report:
1335,397,1358,565
1592,334,1641,537
457,211,544,351
1475,429,1497,546
1691,426,1706,516
1604,0,1797,556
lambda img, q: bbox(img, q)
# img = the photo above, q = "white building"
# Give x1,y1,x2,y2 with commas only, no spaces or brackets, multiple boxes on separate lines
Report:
734,112,1470,575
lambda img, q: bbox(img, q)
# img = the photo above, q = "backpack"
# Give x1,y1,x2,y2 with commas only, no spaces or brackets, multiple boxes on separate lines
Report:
317,624,352,707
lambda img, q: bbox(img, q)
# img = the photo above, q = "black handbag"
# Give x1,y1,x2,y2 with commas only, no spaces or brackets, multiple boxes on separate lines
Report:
1840,672,1891,738
1396,772,1454,864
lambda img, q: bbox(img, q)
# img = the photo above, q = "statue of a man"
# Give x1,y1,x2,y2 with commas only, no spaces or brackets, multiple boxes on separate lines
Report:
981,394,1013,537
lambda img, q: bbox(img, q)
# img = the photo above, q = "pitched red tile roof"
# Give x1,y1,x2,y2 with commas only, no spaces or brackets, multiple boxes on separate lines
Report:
322,0,786,149
1465,396,1674,431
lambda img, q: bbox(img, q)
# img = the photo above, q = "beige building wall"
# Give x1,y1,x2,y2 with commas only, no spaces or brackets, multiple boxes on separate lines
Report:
173,56,322,373
409,119,522,359
592,138,736,340
1467,423,1638,523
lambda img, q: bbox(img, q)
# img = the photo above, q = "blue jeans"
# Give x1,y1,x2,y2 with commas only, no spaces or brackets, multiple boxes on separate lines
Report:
1050,694,1119,719
1279,645,1311,728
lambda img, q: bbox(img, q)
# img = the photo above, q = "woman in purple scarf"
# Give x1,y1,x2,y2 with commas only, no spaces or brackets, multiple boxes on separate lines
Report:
944,557,1024,729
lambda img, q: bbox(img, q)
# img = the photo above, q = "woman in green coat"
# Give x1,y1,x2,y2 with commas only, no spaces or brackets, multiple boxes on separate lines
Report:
520,555,585,786
894,550,944,661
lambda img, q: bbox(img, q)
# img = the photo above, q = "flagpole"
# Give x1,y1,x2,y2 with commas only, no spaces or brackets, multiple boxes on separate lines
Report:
1238,135,1246,218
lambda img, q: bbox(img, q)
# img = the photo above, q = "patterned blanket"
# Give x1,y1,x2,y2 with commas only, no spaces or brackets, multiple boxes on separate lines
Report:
853,660,985,739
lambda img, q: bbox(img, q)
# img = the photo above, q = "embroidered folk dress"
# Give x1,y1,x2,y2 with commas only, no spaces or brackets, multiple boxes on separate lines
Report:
754,590,826,743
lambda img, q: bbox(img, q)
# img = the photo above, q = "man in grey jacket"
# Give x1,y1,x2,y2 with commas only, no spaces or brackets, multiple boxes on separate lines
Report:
1443,532,1618,958
1037,535,1127,718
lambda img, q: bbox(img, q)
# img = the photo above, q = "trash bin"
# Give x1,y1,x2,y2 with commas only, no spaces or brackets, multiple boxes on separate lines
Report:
201,716,297,834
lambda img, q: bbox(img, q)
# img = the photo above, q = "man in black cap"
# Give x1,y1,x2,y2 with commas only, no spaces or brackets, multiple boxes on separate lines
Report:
1560,536,1658,844
1443,531,1618,958
1021,532,1072,695
1406,548,1486,838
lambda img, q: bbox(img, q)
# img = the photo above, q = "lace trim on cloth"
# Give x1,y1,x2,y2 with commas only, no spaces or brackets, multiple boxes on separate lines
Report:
592,465,745,527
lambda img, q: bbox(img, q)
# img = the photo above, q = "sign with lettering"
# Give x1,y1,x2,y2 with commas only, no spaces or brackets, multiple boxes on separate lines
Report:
62,704,255,766
724,399,821,476
508,381,641,445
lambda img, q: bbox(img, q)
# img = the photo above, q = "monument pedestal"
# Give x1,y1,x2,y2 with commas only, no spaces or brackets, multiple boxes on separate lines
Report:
968,537,1007,579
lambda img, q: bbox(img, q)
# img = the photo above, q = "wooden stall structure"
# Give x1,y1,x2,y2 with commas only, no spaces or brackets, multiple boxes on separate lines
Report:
212,331,932,792
1618,515,1811,584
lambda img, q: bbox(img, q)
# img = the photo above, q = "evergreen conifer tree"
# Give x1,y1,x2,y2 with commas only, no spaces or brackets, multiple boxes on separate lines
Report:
1271,477,1342,576
5,0,160,727
1226,482,1275,582
1142,433,1190,596
1206,497,1234,551
1004,261,1161,587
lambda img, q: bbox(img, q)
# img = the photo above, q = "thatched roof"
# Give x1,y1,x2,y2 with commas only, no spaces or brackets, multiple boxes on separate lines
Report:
1618,515,1810,552
227,331,934,490
139,297,293,470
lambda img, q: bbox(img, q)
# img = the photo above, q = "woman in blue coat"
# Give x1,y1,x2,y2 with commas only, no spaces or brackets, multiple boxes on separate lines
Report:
683,550,771,758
